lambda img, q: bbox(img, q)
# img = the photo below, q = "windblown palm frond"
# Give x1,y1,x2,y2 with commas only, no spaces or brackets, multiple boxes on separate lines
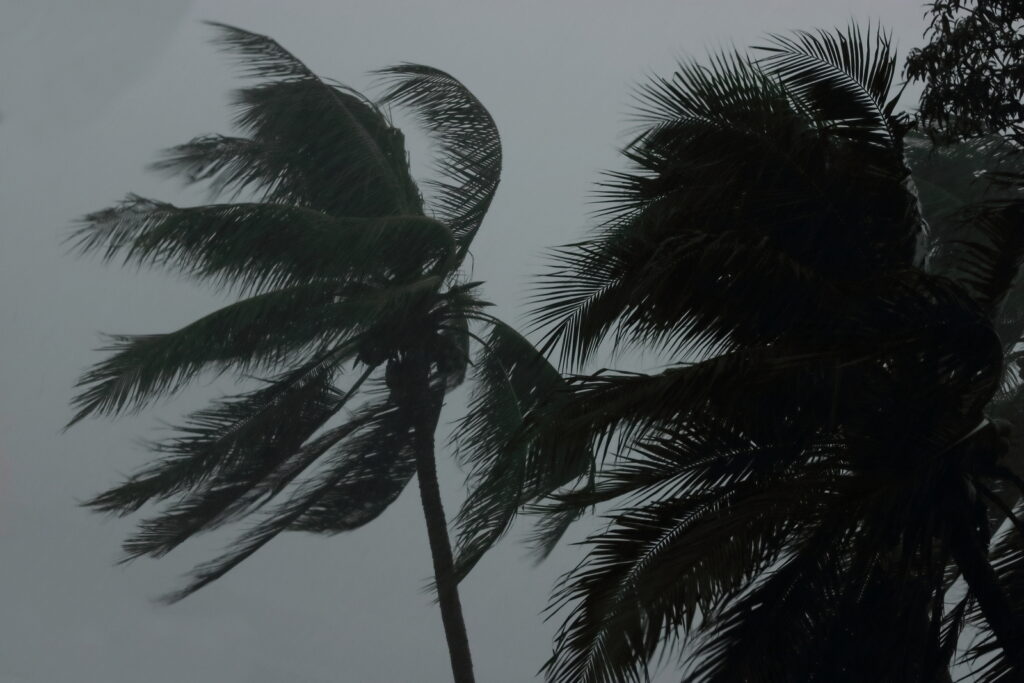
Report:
376,64,502,266
533,34,919,370
69,197,455,293
202,22,423,217
528,26,1024,682
964,505,1024,682
161,391,427,602
448,319,589,580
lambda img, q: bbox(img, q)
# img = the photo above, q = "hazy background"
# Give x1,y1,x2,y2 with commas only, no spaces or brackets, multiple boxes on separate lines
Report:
0,2,933,681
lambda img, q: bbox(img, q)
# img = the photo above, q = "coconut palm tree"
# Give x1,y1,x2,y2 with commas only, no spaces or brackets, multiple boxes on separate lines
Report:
452,27,1024,681
68,23,532,683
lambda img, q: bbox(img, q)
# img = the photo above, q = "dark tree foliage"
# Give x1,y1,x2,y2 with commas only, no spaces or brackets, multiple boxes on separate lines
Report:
67,23,548,683
453,26,1024,682
905,0,1024,142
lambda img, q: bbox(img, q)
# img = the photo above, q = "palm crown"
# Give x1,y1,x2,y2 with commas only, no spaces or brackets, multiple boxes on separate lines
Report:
456,27,1024,682
67,22,536,683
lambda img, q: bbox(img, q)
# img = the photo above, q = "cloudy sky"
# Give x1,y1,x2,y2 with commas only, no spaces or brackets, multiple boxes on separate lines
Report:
0,2,935,681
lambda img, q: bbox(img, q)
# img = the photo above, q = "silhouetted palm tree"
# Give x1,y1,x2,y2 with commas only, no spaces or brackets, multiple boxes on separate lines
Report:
68,23,528,683
459,27,1024,682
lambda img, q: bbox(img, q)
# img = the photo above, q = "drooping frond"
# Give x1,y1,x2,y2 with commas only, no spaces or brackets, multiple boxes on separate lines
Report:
205,22,422,217
69,196,455,293
376,64,502,263
118,369,350,563
84,359,360,515
158,396,410,601
287,397,417,534
449,320,585,580
544,421,968,683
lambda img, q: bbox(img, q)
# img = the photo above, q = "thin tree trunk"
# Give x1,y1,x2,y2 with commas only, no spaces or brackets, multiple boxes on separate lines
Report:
405,355,476,683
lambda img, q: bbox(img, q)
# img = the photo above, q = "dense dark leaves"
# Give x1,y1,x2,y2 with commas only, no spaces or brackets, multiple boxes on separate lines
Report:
905,0,1024,143
534,31,920,370
532,26,1024,682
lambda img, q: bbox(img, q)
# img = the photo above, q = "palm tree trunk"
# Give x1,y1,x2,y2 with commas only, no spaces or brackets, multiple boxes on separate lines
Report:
404,355,476,683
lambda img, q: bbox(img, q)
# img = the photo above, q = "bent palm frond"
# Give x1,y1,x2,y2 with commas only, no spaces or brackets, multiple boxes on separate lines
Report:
207,22,421,217
376,64,502,264
70,197,455,293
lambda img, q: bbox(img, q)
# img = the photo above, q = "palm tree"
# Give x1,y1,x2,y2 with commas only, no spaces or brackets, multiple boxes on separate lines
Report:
67,23,531,683
453,27,1024,681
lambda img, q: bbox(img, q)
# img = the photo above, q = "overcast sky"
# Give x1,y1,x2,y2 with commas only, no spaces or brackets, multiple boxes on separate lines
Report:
0,2,936,681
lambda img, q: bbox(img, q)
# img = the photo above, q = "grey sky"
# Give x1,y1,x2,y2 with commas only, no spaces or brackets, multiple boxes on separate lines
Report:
1,2,934,681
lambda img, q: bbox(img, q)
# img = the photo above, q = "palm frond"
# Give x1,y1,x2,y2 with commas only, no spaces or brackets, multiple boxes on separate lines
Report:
375,64,502,263
206,22,421,217
69,196,455,293
118,370,349,562
935,195,1024,317
756,25,900,147
963,504,1024,682
288,398,418,534
158,396,405,601
84,359,360,515
69,276,444,425
204,21,320,81
532,39,921,369
68,286,349,425
149,134,296,201
544,459,846,683
449,319,583,580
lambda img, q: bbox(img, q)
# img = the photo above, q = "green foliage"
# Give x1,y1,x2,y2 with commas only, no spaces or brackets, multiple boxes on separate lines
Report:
70,23,539,621
534,27,919,371
514,26,1024,682
905,0,1024,142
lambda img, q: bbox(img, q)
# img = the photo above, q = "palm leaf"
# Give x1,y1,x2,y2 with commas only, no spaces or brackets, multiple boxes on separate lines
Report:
84,358,360,515
756,25,900,147
206,22,421,217
449,319,584,580
376,64,502,263
118,368,349,562
69,276,444,425
70,196,455,293
533,43,920,370
158,396,405,601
